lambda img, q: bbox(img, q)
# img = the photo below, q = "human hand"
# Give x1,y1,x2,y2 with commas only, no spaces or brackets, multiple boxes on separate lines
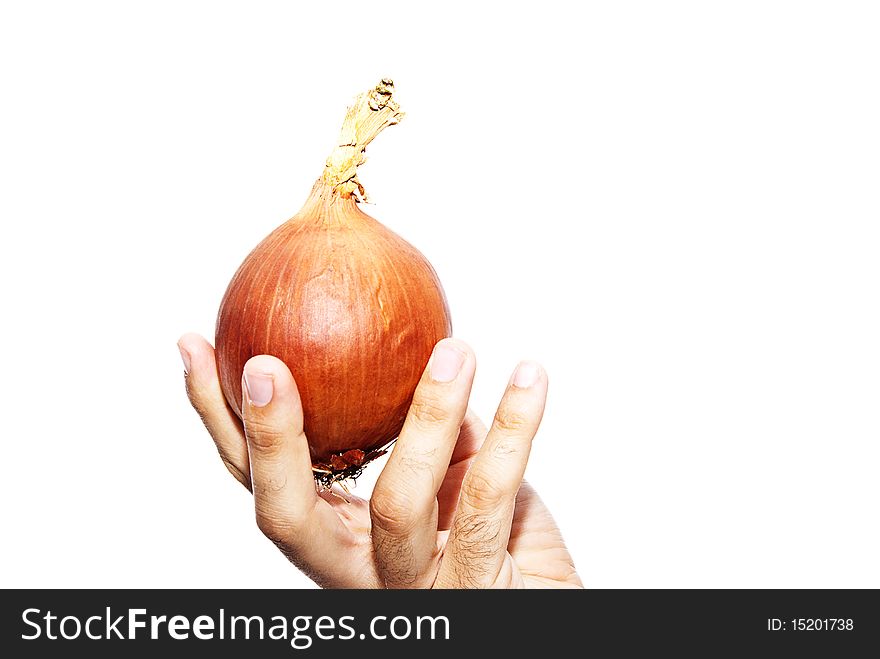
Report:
178,334,582,588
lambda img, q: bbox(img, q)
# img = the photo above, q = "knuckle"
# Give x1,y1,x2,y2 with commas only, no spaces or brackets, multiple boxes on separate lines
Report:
243,417,286,452
492,405,530,434
369,490,417,536
461,469,509,511
408,393,452,428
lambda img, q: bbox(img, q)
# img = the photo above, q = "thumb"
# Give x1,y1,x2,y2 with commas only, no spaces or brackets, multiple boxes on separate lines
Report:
240,355,317,541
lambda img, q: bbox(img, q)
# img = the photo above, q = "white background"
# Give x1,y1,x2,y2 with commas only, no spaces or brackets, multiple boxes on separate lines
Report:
1,1,878,588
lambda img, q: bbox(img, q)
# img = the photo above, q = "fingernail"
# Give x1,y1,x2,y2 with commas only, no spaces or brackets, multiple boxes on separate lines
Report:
244,371,274,407
430,340,466,382
178,345,192,374
512,361,540,389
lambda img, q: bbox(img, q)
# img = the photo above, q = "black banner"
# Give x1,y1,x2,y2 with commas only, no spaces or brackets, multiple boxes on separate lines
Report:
1,589,876,655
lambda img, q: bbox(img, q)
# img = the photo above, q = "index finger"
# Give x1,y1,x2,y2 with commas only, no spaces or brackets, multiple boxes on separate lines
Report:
178,333,251,489
370,338,476,588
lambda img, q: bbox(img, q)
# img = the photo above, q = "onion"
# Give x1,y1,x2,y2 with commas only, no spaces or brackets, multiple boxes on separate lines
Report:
215,79,452,482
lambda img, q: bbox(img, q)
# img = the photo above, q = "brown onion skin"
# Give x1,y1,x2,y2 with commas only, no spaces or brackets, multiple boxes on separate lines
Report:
215,180,452,465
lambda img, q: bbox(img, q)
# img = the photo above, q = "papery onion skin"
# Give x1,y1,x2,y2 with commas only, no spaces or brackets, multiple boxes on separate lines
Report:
214,81,451,470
